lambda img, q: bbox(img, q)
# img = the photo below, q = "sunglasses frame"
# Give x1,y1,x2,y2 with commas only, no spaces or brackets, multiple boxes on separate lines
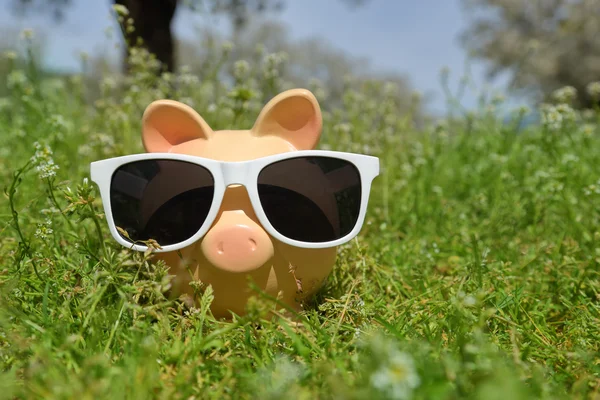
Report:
90,150,380,253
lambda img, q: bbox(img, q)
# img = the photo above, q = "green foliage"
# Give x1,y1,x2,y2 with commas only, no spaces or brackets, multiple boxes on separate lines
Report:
1,36,600,400
460,0,600,108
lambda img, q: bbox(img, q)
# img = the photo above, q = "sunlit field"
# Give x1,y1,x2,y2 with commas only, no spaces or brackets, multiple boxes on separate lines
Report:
1,35,600,399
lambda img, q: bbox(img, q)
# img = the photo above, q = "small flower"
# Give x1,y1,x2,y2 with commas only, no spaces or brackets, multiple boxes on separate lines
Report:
370,350,421,400
463,295,477,307
35,218,53,240
177,72,199,86
383,82,398,97
491,93,506,105
583,179,600,196
581,124,595,136
221,41,234,53
552,86,577,103
31,142,59,179
586,81,600,99
4,51,17,61
540,104,563,131
20,29,34,40
561,153,580,165
355,297,365,308
333,123,352,135
112,4,129,16
233,60,250,80
36,159,59,179
31,141,53,162
6,70,28,89
101,77,117,92
78,144,92,156
262,52,288,79
540,103,577,131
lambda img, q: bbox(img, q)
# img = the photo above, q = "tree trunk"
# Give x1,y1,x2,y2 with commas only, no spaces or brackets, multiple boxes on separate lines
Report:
114,0,178,74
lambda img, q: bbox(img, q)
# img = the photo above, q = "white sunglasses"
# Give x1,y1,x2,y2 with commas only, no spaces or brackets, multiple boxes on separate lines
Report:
90,150,380,253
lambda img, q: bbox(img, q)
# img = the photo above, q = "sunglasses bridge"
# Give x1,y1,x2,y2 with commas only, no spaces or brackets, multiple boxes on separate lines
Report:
218,161,257,187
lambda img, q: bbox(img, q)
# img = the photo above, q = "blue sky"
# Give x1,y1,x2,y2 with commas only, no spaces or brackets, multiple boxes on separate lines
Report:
1,0,526,115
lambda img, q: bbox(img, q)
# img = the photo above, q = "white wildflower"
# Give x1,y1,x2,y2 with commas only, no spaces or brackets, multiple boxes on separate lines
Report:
583,179,600,196
48,114,69,132
7,70,28,89
383,82,399,97
20,29,34,40
177,72,199,86
101,77,117,92
552,86,577,103
413,157,427,166
370,350,421,400
4,51,17,61
540,103,577,131
463,295,477,307
333,123,352,135
561,153,580,165
356,297,365,308
581,124,595,136
31,141,53,163
492,93,506,104
221,41,233,53
78,144,92,156
36,159,59,179
582,109,596,120
233,60,250,80
540,104,563,131
112,4,129,16
586,81,600,99
31,142,59,179
262,52,287,79
35,218,53,240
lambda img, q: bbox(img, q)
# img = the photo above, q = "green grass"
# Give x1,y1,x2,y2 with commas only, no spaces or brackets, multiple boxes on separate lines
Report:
1,44,600,400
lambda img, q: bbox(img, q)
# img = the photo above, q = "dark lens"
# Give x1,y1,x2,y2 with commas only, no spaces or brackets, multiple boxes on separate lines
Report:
257,156,361,242
109,159,214,246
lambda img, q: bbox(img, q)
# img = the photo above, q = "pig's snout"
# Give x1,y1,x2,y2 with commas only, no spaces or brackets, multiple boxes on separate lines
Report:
201,212,274,273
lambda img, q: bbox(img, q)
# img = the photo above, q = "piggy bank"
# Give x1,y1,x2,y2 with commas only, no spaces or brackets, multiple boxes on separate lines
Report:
90,89,379,319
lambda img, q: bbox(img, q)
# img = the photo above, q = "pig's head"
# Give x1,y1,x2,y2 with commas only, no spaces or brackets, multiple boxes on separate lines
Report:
140,89,338,318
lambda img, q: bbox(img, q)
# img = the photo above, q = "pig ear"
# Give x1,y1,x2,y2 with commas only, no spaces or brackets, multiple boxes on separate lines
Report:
251,89,322,150
142,100,214,153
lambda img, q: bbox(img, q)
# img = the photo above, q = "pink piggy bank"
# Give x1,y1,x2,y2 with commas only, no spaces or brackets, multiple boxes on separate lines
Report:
90,89,379,319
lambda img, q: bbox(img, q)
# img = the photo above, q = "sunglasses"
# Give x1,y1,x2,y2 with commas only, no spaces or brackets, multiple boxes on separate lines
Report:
89,150,380,252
